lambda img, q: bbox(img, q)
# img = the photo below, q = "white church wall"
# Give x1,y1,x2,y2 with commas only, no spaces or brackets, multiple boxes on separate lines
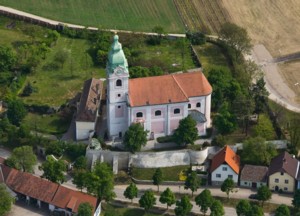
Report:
75,121,95,140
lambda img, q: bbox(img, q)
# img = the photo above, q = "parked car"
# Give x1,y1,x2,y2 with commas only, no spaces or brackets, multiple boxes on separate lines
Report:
248,194,258,200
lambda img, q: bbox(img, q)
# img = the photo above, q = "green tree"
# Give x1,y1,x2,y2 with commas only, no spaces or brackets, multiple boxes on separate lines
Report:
247,205,263,216
22,82,34,96
293,189,300,210
77,202,93,216
250,78,269,118
72,169,87,192
0,45,16,71
211,134,226,148
173,115,198,146
241,137,277,166
288,117,300,152
149,66,163,76
54,49,69,68
219,22,252,60
129,66,150,78
175,195,193,216
45,141,64,157
210,200,224,216
253,114,275,140
123,123,147,153
7,99,27,126
257,185,272,207
123,183,138,203
275,204,290,216
221,178,235,199
86,162,115,202
159,187,176,210
186,31,206,45
214,102,237,135
0,184,14,216
152,168,163,192
184,171,201,197
139,190,156,212
7,146,37,173
236,200,251,216
39,157,66,184
195,189,213,215
73,156,87,170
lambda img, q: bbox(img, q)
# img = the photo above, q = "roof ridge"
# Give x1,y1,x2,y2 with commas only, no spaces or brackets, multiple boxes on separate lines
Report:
172,74,189,100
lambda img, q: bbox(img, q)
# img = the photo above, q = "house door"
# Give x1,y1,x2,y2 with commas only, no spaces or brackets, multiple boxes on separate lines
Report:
251,182,257,188
275,186,279,191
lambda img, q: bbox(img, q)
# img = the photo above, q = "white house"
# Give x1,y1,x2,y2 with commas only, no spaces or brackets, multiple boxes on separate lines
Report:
210,145,240,186
106,34,212,140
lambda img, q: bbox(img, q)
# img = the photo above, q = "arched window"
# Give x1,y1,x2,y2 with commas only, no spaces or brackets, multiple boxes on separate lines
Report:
116,79,122,87
188,104,191,109
155,110,161,116
196,102,201,108
136,112,143,118
174,108,180,114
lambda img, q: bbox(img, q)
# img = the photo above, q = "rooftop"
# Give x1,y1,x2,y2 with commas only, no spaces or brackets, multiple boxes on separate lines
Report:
240,164,268,183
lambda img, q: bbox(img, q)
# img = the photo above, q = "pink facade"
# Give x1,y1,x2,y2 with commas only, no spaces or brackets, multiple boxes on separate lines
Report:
170,105,184,117
151,108,166,118
151,121,165,133
115,105,124,118
170,119,180,133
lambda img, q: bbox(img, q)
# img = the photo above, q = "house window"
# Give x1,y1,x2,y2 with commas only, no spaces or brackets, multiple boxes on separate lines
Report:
118,105,121,109
196,102,201,108
136,112,143,118
285,179,289,184
118,94,121,97
216,174,221,178
222,167,227,171
228,175,233,179
119,132,122,138
155,110,161,116
188,104,191,109
116,79,122,87
275,178,279,183
244,182,248,185
284,187,288,191
174,108,180,114
281,172,284,176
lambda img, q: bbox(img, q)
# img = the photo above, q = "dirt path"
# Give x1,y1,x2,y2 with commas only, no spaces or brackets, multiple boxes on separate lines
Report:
251,44,300,113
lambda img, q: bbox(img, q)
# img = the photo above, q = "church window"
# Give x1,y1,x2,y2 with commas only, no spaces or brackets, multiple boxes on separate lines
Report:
188,104,191,109
118,105,121,109
196,102,201,108
155,110,161,116
174,108,180,114
118,94,121,97
136,112,143,118
116,79,122,87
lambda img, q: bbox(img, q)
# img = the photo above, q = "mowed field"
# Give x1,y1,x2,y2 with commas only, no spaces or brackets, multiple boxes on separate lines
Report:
0,0,184,33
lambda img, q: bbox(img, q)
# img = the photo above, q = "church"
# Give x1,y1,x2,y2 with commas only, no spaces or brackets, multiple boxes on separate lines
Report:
106,35,212,140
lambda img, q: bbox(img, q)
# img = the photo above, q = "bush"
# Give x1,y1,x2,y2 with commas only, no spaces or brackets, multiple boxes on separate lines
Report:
157,135,174,143
202,141,210,148
211,134,226,147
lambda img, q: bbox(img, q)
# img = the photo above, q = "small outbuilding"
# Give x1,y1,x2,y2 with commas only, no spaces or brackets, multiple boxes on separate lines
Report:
240,165,268,188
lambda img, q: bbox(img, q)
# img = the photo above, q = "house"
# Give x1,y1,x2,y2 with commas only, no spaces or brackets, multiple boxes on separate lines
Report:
0,161,101,216
210,145,240,185
75,78,103,140
240,165,268,188
268,151,300,193
106,34,212,140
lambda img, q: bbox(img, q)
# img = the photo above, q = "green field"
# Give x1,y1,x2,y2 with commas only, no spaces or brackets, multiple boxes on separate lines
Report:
102,203,162,216
0,0,184,33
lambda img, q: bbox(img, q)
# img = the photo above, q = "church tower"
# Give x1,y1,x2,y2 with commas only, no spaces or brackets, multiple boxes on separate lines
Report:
106,35,129,139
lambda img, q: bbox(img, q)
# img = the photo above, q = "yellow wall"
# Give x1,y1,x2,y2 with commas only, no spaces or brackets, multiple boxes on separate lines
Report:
269,172,295,193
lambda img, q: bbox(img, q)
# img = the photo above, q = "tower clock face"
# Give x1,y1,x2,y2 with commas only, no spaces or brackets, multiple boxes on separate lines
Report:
115,67,124,75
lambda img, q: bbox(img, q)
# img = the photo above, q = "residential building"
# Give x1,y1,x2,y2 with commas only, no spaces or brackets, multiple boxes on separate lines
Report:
106,34,212,140
268,151,300,193
240,165,268,188
210,145,240,185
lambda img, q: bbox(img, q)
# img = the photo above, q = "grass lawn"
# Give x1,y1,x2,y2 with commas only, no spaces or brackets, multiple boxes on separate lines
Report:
102,203,163,216
23,112,70,135
0,0,184,33
131,165,189,181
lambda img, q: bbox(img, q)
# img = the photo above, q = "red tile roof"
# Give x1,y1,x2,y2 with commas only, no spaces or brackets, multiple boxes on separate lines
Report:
210,145,240,174
128,69,212,107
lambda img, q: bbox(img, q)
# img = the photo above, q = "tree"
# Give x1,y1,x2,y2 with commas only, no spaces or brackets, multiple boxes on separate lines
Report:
211,134,226,148
7,99,27,126
123,123,147,153
210,200,224,216
219,22,252,60
39,157,66,184
293,189,300,210
139,190,156,212
77,202,93,216
241,137,277,166
257,185,272,207
73,156,87,170
195,189,213,215
123,183,138,203
175,195,193,216
275,204,290,216
0,45,16,71
7,146,37,173
85,162,115,202
221,178,235,199
159,187,176,210
129,66,150,78
236,200,251,216
184,171,201,197
173,115,198,146
250,78,269,117
186,31,206,45
72,169,87,191
45,141,64,157
152,168,163,192
54,49,69,68
22,82,34,96
253,114,275,140
213,102,237,135
247,205,263,216
288,117,300,152
0,184,14,216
